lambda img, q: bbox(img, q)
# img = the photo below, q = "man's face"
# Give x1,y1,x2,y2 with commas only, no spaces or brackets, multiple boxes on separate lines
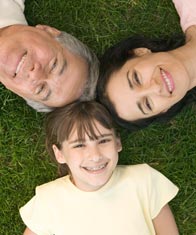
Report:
0,25,88,107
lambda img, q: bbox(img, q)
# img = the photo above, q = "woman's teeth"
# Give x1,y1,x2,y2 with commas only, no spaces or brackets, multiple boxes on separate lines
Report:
160,68,174,94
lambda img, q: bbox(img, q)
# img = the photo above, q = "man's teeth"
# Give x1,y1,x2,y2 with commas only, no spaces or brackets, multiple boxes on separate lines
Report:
84,164,106,171
160,69,172,93
15,54,27,75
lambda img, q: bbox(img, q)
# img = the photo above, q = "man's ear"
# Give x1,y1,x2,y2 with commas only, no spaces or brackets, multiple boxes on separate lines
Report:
35,24,61,37
52,144,66,164
133,47,152,57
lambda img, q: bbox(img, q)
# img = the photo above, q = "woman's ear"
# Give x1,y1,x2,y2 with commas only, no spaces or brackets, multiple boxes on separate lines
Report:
116,138,122,153
35,24,61,37
52,144,66,164
133,47,152,57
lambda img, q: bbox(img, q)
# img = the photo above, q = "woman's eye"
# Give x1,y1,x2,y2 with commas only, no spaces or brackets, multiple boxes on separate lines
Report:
145,98,152,111
133,71,141,85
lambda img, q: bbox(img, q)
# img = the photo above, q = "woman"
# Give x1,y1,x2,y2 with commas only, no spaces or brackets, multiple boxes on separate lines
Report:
97,0,196,130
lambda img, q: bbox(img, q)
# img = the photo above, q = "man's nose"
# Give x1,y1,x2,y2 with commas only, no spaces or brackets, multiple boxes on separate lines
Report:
28,62,46,82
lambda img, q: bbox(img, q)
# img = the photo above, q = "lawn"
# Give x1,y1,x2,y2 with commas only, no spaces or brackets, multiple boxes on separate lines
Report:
0,0,195,234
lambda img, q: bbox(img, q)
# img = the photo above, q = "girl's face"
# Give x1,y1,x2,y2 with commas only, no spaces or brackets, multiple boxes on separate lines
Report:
53,121,122,192
106,49,191,121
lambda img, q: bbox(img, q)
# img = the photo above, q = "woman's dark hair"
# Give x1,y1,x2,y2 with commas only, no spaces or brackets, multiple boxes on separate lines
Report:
96,34,196,131
45,101,117,176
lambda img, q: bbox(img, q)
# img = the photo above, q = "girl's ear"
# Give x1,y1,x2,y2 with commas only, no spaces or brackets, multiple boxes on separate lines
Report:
133,47,152,57
52,144,66,164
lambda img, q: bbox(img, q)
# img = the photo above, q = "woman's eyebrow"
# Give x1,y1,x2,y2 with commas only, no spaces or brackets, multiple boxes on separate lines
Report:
127,70,133,89
137,101,147,115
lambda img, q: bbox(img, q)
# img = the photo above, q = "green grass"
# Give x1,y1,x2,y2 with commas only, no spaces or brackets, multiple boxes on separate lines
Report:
0,0,195,234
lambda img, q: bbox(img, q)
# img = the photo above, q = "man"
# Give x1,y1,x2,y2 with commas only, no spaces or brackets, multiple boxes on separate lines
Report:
0,0,99,112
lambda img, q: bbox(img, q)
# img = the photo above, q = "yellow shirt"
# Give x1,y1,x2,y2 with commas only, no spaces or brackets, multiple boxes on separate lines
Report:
20,164,178,235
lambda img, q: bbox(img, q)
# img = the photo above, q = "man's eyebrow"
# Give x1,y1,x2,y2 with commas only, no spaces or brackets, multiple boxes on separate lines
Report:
68,133,113,144
137,101,147,115
41,89,52,101
59,59,67,76
126,70,133,89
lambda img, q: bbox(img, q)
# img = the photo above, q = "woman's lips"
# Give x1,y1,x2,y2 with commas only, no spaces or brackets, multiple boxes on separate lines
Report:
160,68,175,94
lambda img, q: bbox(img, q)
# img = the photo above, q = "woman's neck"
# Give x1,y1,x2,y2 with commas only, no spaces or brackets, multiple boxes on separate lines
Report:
171,27,196,90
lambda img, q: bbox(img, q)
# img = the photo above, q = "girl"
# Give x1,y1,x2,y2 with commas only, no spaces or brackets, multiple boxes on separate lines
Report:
20,101,179,235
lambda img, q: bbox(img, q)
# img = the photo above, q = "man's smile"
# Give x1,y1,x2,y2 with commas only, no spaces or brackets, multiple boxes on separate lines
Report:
15,52,27,77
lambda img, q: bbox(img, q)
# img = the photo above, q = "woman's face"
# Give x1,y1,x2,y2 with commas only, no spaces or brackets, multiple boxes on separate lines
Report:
106,48,191,121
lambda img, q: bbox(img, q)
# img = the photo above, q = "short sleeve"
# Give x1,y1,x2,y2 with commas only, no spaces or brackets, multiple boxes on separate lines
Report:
172,0,196,32
146,165,179,219
19,189,51,235
0,0,27,28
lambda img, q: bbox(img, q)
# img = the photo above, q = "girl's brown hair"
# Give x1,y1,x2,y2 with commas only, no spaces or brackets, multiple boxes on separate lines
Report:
45,101,116,176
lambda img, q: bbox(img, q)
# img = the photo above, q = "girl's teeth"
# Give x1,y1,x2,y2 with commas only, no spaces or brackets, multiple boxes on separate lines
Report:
84,164,106,171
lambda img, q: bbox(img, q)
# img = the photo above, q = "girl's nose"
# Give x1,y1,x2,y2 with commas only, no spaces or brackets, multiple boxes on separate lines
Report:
88,146,103,162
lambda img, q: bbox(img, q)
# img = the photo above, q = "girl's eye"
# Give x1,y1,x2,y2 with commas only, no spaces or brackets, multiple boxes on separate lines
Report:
99,139,111,144
145,97,152,111
73,143,85,148
133,71,141,85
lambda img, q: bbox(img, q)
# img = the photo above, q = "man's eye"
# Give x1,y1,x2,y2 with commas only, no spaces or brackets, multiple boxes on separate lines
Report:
51,58,57,71
35,83,46,95
133,71,141,85
145,97,152,111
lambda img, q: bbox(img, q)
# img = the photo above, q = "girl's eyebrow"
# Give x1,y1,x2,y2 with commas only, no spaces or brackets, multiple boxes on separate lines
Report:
68,133,113,144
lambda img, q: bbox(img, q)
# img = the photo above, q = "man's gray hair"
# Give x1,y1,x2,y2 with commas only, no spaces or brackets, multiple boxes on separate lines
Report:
25,31,99,112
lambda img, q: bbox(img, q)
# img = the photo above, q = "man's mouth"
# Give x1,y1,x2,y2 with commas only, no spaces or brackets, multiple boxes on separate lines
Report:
14,53,27,77
82,163,108,173
160,68,175,94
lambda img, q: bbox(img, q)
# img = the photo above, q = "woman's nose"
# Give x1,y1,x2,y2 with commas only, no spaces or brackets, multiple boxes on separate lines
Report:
141,76,162,95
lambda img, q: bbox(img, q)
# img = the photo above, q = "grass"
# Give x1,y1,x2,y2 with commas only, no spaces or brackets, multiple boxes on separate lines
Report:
0,0,195,234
